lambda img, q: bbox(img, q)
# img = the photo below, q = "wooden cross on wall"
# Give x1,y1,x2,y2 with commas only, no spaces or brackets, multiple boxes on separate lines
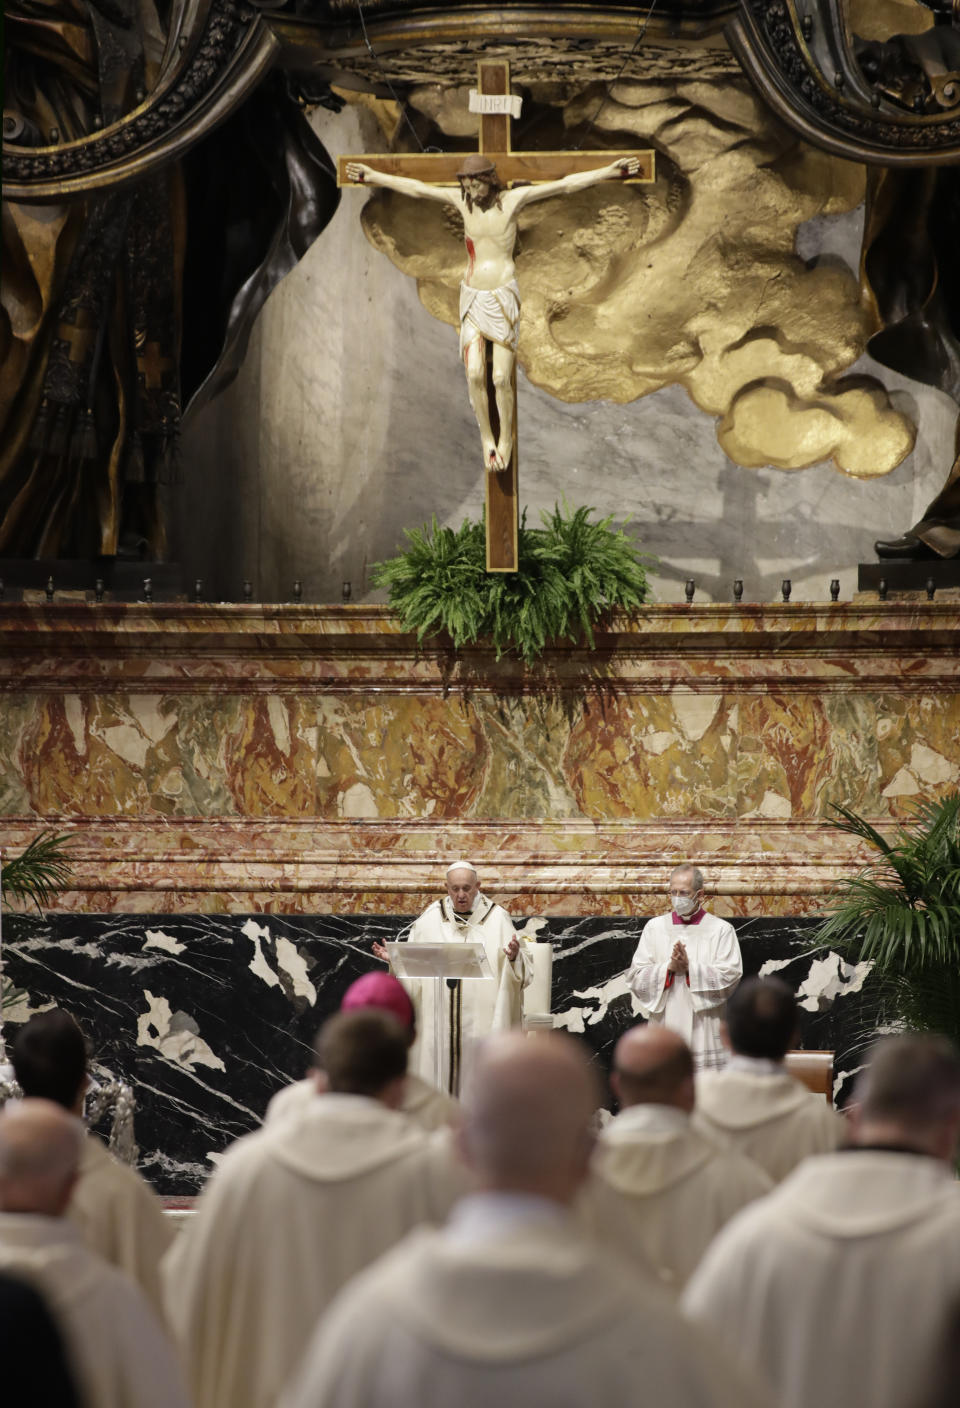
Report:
339,61,654,572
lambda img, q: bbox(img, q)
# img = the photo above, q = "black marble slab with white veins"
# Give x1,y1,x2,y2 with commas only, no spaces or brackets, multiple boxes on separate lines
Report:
1,912,875,1195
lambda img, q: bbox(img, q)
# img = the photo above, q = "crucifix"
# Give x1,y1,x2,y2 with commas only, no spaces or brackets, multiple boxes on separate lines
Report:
340,61,654,571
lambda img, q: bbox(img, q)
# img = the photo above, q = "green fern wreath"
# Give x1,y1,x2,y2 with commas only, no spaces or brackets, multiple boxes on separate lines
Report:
372,503,653,665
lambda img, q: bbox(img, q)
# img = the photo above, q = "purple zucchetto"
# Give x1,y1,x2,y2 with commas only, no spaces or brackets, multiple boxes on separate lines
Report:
340,971,415,1030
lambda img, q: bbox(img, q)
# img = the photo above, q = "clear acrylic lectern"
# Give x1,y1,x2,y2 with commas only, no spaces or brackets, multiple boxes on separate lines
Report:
386,941,494,1091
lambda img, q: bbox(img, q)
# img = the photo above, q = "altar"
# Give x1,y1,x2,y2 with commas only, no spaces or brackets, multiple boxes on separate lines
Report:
1,598,957,1191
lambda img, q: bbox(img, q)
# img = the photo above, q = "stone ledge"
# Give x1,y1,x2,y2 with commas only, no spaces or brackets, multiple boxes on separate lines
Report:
1,603,959,693
0,816,876,916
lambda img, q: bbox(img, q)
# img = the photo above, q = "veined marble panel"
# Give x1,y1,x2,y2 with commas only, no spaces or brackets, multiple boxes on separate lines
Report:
0,604,958,913
2,912,870,1196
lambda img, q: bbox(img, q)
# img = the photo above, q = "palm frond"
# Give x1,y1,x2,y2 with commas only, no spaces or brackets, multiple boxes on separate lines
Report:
825,802,895,856
1,832,75,912
812,792,960,1004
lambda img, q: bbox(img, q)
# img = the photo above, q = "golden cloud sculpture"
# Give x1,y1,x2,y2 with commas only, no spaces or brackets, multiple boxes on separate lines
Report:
356,76,915,479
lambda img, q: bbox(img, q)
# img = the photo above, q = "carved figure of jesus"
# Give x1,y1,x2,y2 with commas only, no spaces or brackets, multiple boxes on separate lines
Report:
345,153,642,472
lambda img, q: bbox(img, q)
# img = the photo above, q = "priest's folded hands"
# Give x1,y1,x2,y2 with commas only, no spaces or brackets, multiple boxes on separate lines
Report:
668,940,689,975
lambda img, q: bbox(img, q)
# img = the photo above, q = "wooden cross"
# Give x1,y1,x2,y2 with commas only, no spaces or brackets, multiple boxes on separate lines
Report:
339,61,654,572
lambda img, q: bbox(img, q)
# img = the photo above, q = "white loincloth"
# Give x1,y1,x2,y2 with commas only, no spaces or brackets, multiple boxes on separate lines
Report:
459,280,521,355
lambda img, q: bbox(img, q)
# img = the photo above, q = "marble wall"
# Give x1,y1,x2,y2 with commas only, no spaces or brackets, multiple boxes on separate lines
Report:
2,910,871,1195
177,99,958,607
0,604,946,1195
0,601,958,915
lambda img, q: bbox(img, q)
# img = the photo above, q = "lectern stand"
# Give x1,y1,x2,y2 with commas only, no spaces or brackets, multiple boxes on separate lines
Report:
386,941,494,1093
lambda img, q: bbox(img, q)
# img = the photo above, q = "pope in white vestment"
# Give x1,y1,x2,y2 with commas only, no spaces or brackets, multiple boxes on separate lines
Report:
683,1150,960,1408
164,1039,466,1408
280,1192,773,1408
628,866,742,1072
0,1212,190,1408
695,1054,844,1182
397,865,533,1096
67,1130,174,1320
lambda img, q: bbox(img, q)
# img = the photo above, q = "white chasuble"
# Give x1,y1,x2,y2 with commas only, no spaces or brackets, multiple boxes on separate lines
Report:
628,910,742,1071
67,1130,174,1321
0,1212,190,1408
683,1151,960,1408
405,895,533,1095
265,1070,458,1134
163,1093,464,1408
280,1195,773,1408
579,1103,772,1294
694,1062,844,1182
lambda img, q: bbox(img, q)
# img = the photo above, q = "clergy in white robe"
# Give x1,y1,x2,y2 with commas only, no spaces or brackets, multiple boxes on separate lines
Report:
628,863,742,1071
374,862,532,1096
164,1009,466,1408
67,1130,174,1319
579,1024,771,1293
694,977,844,1181
11,1007,175,1316
264,970,458,1133
265,1068,457,1132
0,1099,190,1408
281,1029,771,1408
683,1033,960,1408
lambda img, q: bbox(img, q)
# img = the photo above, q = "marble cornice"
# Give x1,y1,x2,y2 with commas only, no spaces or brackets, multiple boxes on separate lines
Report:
0,816,875,916
0,602,958,694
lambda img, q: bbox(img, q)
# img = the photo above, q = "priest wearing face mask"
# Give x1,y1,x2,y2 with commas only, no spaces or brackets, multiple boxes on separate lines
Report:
627,864,742,1073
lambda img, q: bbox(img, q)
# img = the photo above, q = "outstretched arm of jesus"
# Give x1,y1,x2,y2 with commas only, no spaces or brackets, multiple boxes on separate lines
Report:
509,155,642,210
344,161,458,206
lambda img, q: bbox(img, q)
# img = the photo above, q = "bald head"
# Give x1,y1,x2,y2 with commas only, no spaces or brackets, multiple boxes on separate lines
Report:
612,1025,695,1113
459,1033,601,1203
0,1100,84,1216
854,1033,960,1161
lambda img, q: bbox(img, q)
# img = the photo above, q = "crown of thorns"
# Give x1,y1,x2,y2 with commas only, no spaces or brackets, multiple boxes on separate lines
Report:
457,155,498,180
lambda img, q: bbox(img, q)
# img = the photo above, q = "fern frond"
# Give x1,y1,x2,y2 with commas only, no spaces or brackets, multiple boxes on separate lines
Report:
369,503,653,664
